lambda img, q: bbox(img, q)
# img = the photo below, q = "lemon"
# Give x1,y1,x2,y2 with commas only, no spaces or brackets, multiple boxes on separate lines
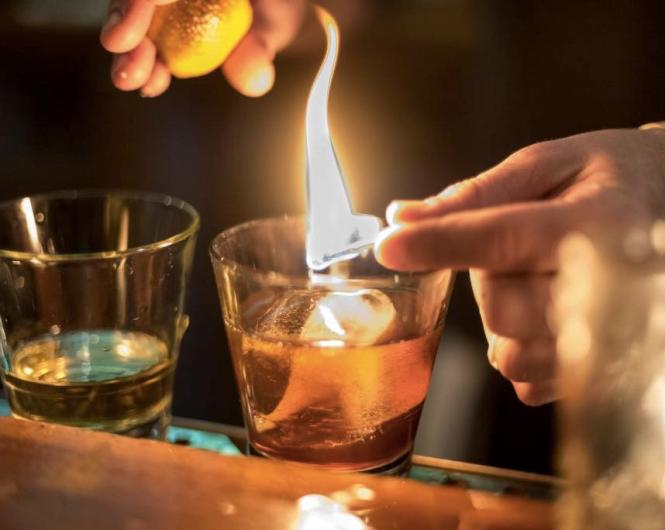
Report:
149,0,253,79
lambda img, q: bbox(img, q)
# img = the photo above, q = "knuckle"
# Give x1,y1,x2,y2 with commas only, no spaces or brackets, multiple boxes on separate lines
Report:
486,223,520,271
455,177,487,206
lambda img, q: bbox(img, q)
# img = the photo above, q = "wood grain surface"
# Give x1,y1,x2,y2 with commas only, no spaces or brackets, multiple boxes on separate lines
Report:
0,418,553,530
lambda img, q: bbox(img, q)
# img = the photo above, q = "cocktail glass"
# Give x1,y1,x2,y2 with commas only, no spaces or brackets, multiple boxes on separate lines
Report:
211,217,454,473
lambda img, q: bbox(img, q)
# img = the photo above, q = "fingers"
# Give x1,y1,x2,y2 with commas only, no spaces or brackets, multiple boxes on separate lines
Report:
223,0,306,96
387,138,585,224
101,0,156,54
469,270,558,404
111,37,157,91
222,32,276,97
512,380,560,407
251,0,307,52
102,0,173,95
490,337,557,383
141,60,172,97
376,200,585,273
472,271,553,339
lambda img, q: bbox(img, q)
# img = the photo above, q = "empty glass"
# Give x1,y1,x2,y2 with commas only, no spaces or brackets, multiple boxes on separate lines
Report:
0,190,199,439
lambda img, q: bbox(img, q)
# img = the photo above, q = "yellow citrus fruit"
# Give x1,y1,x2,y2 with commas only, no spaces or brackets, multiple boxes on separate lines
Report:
149,0,253,79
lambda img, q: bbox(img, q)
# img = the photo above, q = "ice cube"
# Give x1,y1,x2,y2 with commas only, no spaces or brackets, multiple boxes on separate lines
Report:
255,290,325,340
266,289,399,425
300,289,397,346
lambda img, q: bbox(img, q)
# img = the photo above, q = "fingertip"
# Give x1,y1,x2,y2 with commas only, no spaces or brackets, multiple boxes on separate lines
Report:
100,1,155,54
141,60,172,97
223,60,275,98
386,200,430,225
111,39,157,92
223,32,276,97
385,202,401,226
512,381,558,407
373,225,407,270
244,63,276,98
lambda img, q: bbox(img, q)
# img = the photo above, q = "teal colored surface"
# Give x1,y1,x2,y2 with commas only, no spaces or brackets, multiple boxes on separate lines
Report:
167,425,242,456
0,399,10,417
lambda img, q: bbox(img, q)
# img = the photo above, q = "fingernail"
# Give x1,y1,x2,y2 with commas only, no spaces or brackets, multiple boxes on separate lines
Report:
102,9,122,34
439,183,461,199
374,225,401,254
245,65,275,97
139,90,155,98
386,200,428,225
386,201,402,226
487,334,499,369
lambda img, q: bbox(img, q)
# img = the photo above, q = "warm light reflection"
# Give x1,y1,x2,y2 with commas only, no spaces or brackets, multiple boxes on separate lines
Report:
19,198,44,254
293,494,366,530
305,6,381,271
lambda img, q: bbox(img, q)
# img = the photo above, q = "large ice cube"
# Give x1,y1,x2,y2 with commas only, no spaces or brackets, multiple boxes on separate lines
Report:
260,289,411,429
255,289,397,345
301,289,397,346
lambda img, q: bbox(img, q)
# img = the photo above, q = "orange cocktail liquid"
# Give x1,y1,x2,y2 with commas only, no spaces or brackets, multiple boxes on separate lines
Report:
225,289,441,471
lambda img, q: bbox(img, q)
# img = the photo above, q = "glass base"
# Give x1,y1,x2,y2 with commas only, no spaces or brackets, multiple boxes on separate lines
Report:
247,443,412,477
115,410,170,440
9,409,170,440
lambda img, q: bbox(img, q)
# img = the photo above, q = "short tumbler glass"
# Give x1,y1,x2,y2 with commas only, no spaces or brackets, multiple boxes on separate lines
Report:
0,190,199,439
211,217,454,473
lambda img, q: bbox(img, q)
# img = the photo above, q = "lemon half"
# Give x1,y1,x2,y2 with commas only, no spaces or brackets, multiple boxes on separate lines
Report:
149,0,253,79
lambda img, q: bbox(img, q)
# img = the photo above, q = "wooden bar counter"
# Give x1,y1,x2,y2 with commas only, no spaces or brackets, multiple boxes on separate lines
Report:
0,418,553,530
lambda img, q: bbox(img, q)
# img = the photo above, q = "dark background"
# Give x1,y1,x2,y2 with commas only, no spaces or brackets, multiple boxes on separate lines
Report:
1,0,664,474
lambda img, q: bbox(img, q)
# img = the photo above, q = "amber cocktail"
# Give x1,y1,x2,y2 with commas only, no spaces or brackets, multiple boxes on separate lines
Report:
211,217,454,473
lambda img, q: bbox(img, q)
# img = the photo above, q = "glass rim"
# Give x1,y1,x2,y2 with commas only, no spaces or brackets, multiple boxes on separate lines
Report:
0,189,200,262
210,215,448,288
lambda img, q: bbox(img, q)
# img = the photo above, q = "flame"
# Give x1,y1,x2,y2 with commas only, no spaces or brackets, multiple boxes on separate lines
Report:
305,6,381,271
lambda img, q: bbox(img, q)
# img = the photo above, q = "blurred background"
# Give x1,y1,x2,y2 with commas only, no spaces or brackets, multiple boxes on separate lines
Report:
1,0,665,475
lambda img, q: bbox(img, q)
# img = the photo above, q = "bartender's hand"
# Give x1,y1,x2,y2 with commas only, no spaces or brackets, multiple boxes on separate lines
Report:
100,0,306,97
375,128,665,405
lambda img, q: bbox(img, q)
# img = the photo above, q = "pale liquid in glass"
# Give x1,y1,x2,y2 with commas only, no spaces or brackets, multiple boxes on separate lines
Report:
2,330,174,435
226,288,441,471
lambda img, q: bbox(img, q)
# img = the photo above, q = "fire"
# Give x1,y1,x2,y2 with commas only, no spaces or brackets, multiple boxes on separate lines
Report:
305,6,381,271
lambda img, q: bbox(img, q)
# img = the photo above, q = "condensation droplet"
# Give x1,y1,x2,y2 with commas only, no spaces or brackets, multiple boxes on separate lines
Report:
49,324,61,335
35,212,45,223
15,276,25,289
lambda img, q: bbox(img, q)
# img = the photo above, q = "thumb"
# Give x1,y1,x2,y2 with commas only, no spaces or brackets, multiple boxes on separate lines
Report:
387,139,584,225
222,32,275,97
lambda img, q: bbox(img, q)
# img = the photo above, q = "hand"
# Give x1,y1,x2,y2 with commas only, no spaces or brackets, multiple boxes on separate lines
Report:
100,0,306,97
374,128,665,405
